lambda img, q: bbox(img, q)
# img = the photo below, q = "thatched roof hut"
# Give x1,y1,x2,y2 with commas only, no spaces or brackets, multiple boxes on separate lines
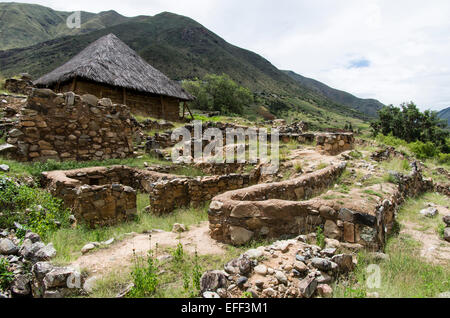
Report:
34,33,194,121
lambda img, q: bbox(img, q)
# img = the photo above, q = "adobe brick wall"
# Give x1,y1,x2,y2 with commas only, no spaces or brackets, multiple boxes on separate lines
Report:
6,89,135,162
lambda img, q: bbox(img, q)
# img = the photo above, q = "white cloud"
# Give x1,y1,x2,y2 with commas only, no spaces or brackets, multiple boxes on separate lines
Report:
5,0,450,111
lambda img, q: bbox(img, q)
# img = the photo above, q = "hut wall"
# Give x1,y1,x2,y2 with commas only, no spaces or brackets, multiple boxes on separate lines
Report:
54,79,180,121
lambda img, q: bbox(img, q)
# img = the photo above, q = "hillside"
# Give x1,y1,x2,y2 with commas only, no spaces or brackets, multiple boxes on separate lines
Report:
0,2,129,50
0,3,379,125
283,70,384,118
438,107,450,126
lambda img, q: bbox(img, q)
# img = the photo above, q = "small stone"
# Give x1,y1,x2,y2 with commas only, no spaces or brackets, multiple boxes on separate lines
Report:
254,265,268,276
321,248,336,257
310,258,337,272
369,252,390,262
296,255,306,262
35,243,57,261
0,238,19,255
24,232,41,243
236,276,248,287
444,228,450,243
81,243,96,255
420,207,438,218
443,216,450,226
331,254,355,272
317,284,333,298
294,261,308,273
83,276,99,294
102,238,115,246
0,164,10,172
203,291,220,298
172,223,186,233
298,276,317,298
275,271,287,285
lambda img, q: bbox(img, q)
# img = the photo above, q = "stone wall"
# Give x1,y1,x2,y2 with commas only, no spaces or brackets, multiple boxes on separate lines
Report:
6,89,134,162
149,173,255,215
315,133,354,155
4,74,34,95
42,166,178,227
208,162,433,250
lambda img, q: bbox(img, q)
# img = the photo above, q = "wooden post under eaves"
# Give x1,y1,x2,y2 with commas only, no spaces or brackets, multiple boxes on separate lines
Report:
182,102,185,119
123,87,127,105
184,101,194,120
71,77,77,92
160,95,165,119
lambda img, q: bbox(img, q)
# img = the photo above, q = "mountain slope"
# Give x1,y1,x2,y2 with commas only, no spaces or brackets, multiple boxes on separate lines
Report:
0,2,129,50
438,107,450,126
283,70,384,117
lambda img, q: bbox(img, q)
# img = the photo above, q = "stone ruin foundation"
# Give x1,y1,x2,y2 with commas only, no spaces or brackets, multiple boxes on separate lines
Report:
208,162,434,250
42,165,262,226
4,88,135,162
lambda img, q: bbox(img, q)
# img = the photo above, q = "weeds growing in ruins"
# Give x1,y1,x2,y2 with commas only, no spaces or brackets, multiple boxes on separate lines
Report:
128,245,160,298
0,175,70,237
0,257,13,292
316,226,325,249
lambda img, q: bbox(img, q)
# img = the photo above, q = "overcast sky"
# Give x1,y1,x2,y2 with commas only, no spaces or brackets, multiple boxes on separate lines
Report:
8,0,450,111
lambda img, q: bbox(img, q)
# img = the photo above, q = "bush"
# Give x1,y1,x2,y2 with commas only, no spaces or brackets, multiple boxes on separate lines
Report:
437,153,450,165
128,250,159,298
0,176,70,237
183,74,253,115
408,141,438,160
0,257,13,292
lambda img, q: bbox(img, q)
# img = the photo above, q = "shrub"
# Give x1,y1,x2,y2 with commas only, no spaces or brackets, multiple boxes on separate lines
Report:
0,176,70,237
0,257,13,291
437,153,450,165
128,249,159,298
408,141,437,160
316,226,325,249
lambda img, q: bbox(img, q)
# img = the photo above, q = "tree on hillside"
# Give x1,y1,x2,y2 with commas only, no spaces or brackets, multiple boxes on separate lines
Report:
182,74,253,115
371,102,449,152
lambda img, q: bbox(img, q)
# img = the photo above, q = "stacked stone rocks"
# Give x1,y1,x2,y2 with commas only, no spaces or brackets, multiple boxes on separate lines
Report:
316,133,354,155
200,236,356,299
443,216,450,243
149,174,254,215
0,229,81,298
5,88,134,162
4,74,34,95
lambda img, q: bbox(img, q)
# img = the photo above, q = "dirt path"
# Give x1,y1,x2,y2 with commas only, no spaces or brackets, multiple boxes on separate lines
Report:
401,205,450,265
71,222,226,276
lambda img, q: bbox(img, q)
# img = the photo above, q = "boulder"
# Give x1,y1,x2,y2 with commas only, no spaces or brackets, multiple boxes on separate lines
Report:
224,256,252,275
229,226,254,245
81,243,96,255
200,270,229,293
317,284,333,298
331,254,355,272
297,276,317,298
0,238,19,255
444,228,450,243
11,274,31,297
310,258,338,272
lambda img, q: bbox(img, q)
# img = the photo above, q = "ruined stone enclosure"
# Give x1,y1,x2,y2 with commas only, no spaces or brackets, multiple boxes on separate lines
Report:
5,88,135,162
42,165,260,227
208,162,434,250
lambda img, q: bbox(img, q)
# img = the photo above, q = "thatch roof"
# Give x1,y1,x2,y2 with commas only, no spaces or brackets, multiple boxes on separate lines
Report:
34,33,194,101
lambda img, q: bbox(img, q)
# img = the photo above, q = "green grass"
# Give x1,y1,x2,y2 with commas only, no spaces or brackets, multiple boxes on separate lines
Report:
380,158,411,174
333,234,450,298
0,154,172,178
333,193,450,298
49,194,210,264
